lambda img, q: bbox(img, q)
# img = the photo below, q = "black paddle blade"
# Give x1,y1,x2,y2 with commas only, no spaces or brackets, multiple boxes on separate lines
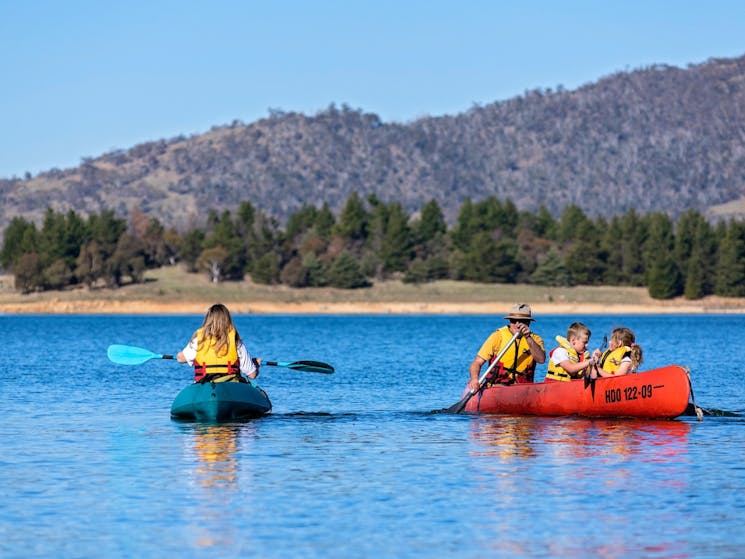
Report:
264,360,335,374
443,391,475,414
289,360,335,374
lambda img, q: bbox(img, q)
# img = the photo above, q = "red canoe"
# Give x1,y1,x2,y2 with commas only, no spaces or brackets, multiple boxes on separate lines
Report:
464,365,692,419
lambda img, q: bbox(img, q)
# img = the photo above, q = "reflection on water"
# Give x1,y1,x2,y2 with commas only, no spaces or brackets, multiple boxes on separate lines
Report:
187,424,243,487
469,415,541,459
467,417,694,558
469,416,690,463
180,422,259,551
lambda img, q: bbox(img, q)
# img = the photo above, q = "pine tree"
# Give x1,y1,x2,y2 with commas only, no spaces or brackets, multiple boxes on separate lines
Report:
179,229,206,273
286,204,319,243
87,210,127,259
314,203,336,241
648,253,683,299
380,202,413,273
674,210,700,275
533,205,557,239
251,253,281,285
451,197,476,251
557,205,590,243
600,216,624,284
1,217,38,269
245,212,282,280
326,251,369,288
644,212,682,299
683,251,705,300
415,199,447,242
461,232,519,283
204,210,245,280
619,209,647,286
335,192,369,241
675,210,717,297
563,219,607,285
714,221,745,297
530,248,572,286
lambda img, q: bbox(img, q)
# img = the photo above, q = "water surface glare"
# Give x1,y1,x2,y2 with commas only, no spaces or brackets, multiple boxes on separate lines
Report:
1,314,744,558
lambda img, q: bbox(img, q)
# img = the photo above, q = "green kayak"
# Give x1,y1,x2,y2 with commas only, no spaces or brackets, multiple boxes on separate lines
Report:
170,381,272,421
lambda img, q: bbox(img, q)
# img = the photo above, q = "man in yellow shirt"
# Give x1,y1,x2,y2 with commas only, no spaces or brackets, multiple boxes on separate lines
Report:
468,303,546,390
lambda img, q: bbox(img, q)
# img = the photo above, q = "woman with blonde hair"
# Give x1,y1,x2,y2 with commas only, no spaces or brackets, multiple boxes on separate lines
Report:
177,303,259,383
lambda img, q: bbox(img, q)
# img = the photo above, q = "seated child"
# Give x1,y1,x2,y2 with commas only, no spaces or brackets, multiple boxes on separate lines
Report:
545,322,596,382
591,327,643,378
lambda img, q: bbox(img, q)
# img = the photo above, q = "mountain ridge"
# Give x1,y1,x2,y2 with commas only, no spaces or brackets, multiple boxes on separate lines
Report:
2,53,745,236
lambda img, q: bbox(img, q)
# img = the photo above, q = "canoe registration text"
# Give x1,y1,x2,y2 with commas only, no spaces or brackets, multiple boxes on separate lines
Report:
605,384,654,403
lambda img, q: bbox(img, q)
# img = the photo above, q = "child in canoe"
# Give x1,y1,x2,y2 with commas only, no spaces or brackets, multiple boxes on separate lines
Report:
544,321,597,382
177,303,260,383
590,326,643,378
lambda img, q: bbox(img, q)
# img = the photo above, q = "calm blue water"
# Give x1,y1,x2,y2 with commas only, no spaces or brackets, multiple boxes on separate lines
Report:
1,314,744,558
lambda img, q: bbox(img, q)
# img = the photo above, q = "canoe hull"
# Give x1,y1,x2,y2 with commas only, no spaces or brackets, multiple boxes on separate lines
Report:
465,365,691,419
170,382,272,421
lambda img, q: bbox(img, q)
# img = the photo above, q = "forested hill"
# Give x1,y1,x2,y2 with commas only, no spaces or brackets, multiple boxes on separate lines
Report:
3,53,745,235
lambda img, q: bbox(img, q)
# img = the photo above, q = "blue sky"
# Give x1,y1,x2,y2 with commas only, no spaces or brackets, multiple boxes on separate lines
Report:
1,0,744,179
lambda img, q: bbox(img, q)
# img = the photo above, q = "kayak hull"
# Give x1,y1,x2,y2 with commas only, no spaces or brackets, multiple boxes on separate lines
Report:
170,381,272,421
465,365,691,419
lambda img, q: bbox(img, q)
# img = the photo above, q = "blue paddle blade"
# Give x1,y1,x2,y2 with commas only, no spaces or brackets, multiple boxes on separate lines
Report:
107,344,164,365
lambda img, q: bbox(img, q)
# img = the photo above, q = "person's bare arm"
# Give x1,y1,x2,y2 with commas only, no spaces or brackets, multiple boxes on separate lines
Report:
468,356,487,392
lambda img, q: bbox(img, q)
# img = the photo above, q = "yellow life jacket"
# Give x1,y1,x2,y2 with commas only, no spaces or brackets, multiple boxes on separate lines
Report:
486,326,537,385
599,346,631,374
545,335,590,381
193,327,240,382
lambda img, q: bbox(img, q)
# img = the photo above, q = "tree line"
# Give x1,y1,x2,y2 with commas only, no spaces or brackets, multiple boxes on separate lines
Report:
2,194,745,299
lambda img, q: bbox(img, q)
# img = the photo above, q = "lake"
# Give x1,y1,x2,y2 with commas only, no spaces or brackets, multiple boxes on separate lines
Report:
1,314,744,558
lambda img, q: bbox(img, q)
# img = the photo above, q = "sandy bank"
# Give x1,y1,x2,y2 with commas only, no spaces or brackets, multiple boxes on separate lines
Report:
2,299,745,315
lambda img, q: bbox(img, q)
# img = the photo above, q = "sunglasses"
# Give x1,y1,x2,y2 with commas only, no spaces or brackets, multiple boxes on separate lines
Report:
509,319,531,325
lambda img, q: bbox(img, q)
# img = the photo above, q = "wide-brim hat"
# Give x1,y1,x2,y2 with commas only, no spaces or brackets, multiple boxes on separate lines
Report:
503,303,536,322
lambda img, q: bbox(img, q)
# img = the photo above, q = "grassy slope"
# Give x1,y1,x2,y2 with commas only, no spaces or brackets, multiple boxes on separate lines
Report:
0,265,649,303
3,265,744,313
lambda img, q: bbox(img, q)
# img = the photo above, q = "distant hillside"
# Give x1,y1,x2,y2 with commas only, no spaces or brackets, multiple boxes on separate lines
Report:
2,53,745,235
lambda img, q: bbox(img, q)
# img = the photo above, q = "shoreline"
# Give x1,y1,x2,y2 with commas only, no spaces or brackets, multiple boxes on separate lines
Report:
2,299,745,315
3,268,745,315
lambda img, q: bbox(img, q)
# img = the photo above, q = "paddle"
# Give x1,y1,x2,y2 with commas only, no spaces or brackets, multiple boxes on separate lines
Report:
585,335,607,389
107,344,174,365
263,360,334,374
445,330,521,414
107,344,334,373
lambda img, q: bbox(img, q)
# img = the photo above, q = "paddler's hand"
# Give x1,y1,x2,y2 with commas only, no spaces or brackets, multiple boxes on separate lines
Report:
468,378,481,393
515,322,532,338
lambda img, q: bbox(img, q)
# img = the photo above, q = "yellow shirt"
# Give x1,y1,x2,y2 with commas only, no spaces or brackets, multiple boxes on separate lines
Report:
477,325,545,373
